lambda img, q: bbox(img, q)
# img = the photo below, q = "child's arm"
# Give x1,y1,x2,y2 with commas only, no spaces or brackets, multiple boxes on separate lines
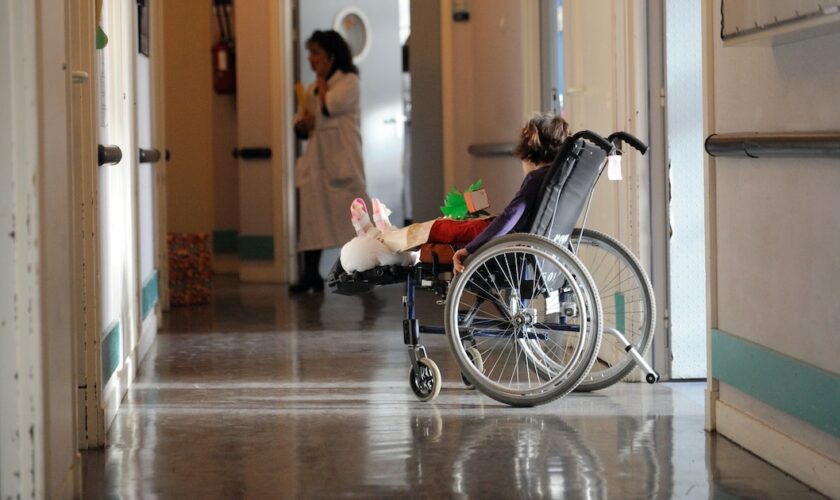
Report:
462,168,545,255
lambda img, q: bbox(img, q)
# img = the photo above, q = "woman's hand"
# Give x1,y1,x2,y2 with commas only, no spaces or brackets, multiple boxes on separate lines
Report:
296,112,315,134
453,248,470,275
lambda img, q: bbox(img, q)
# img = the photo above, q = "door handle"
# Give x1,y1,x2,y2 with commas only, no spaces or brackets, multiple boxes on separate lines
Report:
139,148,162,164
98,144,123,166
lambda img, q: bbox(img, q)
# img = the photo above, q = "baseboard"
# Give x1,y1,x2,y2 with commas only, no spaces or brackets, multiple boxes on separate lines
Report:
103,316,156,431
715,398,840,498
214,253,240,275
53,457,78,500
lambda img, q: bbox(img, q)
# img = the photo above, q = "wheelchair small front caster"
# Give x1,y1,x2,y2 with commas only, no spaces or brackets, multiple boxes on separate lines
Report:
646,372,660,384
460,347,483,390
409,358,441,402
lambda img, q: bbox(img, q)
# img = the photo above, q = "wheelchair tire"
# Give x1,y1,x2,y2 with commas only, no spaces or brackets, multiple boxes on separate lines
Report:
569,228,656,392
409,358,442,402
445,234,602,407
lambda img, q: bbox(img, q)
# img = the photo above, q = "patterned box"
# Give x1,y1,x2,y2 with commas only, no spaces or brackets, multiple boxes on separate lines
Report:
167,233,213,306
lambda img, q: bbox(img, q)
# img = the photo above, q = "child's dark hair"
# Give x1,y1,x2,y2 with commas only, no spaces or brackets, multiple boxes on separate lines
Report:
513,113,571,166
306,30,359,76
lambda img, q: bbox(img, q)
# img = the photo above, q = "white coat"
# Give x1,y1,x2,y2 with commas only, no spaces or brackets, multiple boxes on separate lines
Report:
295,70,368,251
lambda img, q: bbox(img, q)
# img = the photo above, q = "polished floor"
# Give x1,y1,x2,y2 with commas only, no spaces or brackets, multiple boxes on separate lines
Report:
83,276,825,499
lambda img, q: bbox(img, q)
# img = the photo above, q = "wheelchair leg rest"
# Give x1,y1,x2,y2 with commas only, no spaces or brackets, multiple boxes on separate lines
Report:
606,327,659,383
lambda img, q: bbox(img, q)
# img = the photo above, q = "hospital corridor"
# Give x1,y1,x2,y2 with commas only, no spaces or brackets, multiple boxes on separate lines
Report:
1,1,839,499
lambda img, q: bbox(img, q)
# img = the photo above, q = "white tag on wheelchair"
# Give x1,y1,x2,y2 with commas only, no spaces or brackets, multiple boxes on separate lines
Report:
546,290,560,315
607,154,622,181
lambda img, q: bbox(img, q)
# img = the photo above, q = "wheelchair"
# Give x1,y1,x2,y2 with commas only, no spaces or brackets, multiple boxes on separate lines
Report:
329,130,658,407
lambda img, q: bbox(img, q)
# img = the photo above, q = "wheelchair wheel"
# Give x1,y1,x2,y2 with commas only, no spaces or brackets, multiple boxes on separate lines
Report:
409,358,442,402
445,234,602,407
569,228,655,392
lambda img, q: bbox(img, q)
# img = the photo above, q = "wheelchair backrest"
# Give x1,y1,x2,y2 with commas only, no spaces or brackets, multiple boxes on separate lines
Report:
527,137,607,244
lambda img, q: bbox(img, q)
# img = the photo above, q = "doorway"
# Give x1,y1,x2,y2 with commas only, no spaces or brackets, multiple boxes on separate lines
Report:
295,0,407,277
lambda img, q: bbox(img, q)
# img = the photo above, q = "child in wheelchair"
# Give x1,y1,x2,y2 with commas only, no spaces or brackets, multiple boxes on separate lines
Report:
338,112,572,277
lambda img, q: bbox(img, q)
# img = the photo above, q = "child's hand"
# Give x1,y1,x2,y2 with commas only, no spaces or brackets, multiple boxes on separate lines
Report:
453,248,470,275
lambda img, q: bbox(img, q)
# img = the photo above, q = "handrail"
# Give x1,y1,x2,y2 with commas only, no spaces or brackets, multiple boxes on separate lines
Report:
233,147,272,160
467,142,516,158
705,132,840,158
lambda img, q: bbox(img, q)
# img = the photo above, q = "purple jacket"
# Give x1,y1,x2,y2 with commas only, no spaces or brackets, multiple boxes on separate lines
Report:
464,167,549,254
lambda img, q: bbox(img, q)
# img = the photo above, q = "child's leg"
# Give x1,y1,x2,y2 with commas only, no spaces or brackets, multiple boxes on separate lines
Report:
350,198,374,236
371,198,394,233
428,219,492,246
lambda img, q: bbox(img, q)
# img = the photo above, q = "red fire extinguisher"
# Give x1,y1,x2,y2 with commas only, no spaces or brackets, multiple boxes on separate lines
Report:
212,0,236,94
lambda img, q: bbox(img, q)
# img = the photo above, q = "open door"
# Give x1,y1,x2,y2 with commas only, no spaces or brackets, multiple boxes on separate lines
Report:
297,0,404,273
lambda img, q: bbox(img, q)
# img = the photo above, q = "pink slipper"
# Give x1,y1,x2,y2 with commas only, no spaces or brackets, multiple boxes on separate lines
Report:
350,198,374,236
371,198,394,233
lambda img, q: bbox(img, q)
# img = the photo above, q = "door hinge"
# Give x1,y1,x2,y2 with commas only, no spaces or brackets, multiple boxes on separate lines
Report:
659,87,666,107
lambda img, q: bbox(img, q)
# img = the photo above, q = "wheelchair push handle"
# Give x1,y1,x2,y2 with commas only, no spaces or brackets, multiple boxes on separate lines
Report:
608,132,648,155
571,130,615,153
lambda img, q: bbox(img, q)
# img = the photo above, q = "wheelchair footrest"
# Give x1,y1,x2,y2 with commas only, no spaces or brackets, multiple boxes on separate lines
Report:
328,259,412,295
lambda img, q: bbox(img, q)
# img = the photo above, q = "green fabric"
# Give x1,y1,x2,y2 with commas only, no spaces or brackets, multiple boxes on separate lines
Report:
440,179,488,220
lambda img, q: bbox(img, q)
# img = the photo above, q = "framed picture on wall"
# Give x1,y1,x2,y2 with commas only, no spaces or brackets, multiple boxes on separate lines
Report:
138,0,150,56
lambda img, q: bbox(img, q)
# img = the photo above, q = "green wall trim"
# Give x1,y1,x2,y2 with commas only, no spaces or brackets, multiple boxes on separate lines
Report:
213,230,239,254
142,269,159,320
239,235,274,260
102,321,121,383
712,329,840,439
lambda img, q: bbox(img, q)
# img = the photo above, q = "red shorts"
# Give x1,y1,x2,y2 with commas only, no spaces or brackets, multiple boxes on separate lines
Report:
428,218,492,246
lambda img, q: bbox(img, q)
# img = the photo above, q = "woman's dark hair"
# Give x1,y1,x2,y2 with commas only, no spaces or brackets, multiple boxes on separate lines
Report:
306,30,359,76
513,113,571,166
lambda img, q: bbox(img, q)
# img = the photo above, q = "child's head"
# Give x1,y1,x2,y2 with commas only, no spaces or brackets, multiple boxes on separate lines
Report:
514,113,571,169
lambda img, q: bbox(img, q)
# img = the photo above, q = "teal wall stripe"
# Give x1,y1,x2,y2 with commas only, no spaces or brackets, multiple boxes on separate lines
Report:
213,230,239,254
101,321,121,382
239,235,274,260
614,292,625,334
142,269,159,320
712,329,840,439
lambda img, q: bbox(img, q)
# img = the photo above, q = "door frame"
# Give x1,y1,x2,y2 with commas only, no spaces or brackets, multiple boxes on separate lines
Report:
69,0,106,449
647,0,673,380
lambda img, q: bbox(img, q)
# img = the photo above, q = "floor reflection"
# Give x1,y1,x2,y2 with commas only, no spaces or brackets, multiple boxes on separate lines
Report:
82,277,826,499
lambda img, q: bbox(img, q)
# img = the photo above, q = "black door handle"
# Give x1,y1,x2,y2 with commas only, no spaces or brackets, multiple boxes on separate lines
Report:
139,148,162,164
98,144,123,166
233,147,272,160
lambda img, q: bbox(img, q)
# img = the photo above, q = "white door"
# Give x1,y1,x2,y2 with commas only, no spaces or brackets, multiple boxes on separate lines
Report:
97,0,140,424
298,0,404,223
135,0,162,356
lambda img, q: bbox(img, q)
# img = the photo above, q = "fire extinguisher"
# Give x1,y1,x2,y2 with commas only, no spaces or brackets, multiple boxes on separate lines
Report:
212,0,236,94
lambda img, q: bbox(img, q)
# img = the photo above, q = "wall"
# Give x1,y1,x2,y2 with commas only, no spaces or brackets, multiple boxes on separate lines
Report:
437,0,542,222
0,3,46,497
1,1,79,498
409,1,444,220
705,1,840,496
163,0,216,235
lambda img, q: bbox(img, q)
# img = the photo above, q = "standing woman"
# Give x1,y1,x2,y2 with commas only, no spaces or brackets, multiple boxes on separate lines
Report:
292,30,367,293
